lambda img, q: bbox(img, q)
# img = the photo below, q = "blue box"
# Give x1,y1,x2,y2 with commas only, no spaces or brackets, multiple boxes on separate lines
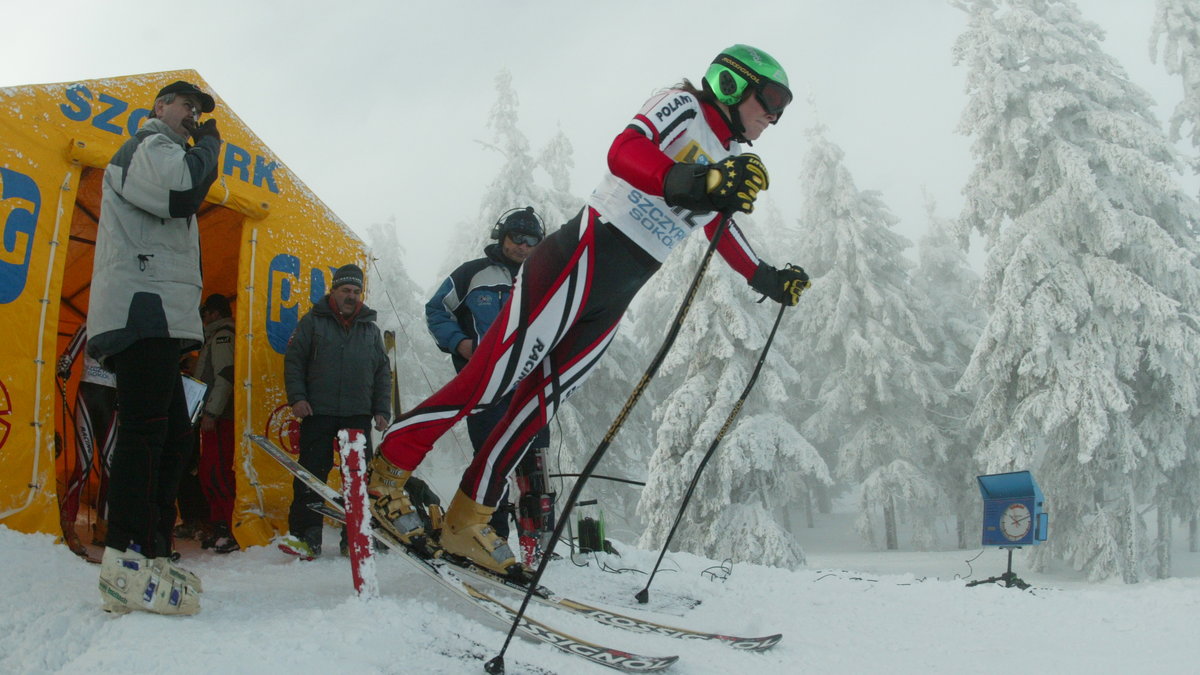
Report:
978,471,1048,547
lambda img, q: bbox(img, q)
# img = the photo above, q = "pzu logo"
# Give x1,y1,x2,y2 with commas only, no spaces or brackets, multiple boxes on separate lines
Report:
265,254,332,354
0,168,41,305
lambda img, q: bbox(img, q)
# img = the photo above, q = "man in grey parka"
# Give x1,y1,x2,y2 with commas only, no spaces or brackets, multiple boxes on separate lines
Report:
278,263,391,559
90,80,220,615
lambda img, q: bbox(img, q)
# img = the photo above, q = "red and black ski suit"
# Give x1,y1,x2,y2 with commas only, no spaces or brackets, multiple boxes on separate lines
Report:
379,89,770,507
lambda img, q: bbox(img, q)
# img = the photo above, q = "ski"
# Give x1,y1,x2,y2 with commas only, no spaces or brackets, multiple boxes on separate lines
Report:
298,460,781,650
431,544,781,651
250,434,677,672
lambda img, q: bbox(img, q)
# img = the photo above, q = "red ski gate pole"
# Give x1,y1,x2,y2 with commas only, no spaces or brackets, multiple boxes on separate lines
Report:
338,429,378,599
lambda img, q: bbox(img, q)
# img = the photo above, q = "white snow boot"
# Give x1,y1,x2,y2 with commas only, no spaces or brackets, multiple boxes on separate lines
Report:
440,489,520,577
98,546,201,615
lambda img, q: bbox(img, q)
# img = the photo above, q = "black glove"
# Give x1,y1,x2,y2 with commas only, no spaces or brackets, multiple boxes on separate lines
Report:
190,118,220,143
750,262,809,306
709,154,769,214
662,153,769,214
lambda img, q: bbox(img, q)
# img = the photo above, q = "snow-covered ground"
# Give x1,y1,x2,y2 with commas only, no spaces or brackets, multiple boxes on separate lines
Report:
5,509,1200,675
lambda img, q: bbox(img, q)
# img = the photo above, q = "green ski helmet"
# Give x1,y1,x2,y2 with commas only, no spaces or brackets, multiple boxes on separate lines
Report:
704,44,792,119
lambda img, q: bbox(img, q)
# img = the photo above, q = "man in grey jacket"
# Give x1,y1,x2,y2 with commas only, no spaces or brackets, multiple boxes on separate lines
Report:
89,80,220,615
279,263,391,559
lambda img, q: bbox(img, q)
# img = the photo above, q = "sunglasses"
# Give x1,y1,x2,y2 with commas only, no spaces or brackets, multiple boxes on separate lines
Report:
508,233,541,247
754,80,793,117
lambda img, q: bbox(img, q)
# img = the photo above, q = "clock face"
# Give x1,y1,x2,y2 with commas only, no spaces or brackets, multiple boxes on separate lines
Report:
1000,503,1032,541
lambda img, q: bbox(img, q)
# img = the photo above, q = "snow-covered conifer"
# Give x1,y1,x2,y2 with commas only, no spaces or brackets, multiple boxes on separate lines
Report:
912,195,986,548
636,222,829,569
790,124,945,551
955,0,1200,581
1151,0,1200,170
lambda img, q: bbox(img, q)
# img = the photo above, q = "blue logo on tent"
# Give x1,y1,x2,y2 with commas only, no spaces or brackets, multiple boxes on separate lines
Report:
0,168,41,305
311,267,328,303
267,254,301,353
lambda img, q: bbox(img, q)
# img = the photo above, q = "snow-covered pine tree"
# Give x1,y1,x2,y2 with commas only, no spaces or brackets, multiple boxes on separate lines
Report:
364,218,456,454
635,220,829,569
535,127,585,228
791,124,946,551
911,194,986,549
1152,2,1200,557
446,68,549,271
955,0,1200,581
1152,0,1200,180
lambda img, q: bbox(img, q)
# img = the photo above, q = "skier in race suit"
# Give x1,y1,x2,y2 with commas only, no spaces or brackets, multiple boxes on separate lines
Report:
369,44,810,577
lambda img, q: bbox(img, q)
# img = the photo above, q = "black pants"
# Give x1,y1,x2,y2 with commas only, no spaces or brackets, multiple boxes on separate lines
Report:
104,338,192,557
287,414,373,544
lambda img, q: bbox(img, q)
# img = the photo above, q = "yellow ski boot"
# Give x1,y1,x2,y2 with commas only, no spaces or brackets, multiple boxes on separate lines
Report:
440,489,521,578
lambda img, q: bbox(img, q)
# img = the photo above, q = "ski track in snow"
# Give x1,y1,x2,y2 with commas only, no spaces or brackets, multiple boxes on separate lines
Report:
3,524,1200,674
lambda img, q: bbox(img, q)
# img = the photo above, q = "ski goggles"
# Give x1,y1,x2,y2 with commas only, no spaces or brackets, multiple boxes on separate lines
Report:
755,80,793,117
507,233,542,247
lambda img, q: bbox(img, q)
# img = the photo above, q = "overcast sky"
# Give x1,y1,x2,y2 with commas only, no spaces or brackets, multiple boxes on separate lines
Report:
2,0,1191,286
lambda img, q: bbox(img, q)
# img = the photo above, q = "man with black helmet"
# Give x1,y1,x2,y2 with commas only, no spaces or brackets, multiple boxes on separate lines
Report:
279,264,391,559
89,80,220,614
370,45,809,578
425,207,553,563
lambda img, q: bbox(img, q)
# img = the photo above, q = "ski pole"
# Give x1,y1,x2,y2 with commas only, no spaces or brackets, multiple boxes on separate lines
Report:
550,473,646,487
485,212,734,675
384,329,402,415
635,299,790,604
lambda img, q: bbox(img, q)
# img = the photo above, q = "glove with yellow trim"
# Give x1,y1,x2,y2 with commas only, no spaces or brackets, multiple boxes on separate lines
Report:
750,263,809,306
662,153,770,214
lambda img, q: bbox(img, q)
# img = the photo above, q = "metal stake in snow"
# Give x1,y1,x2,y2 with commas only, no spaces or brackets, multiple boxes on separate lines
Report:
636,299,791,605
485,213,733,675
339,429,378,599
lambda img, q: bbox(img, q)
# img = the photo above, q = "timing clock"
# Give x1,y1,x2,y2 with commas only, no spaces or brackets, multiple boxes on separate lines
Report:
999,502,1032,541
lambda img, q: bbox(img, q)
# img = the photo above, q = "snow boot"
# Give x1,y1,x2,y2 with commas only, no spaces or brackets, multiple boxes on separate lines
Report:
98,546,201,615
277,526,322,560
440,489,520,577
367,454,437,556
209,524,240,554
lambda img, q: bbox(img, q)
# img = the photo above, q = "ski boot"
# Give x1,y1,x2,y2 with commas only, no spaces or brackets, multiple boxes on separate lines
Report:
440,489,524,580
367,455,439,558
98,546,201,615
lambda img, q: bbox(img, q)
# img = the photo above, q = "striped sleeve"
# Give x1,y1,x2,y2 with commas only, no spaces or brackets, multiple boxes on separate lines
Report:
706,216,763,281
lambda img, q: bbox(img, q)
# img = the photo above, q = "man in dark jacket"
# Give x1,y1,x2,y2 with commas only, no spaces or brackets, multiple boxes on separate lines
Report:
279,263,391,558
90,80,220,615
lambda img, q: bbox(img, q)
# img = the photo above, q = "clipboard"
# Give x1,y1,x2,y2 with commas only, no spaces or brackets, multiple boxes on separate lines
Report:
181,375,210,425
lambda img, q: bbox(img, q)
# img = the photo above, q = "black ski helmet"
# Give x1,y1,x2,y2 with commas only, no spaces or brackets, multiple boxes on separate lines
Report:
490,206,545,243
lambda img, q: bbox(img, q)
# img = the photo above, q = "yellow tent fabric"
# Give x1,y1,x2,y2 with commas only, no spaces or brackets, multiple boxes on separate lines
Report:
0,70,367,550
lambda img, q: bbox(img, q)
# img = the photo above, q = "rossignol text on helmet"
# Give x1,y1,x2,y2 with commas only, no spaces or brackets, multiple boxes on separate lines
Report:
704,44,793,118
490,206,545,244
